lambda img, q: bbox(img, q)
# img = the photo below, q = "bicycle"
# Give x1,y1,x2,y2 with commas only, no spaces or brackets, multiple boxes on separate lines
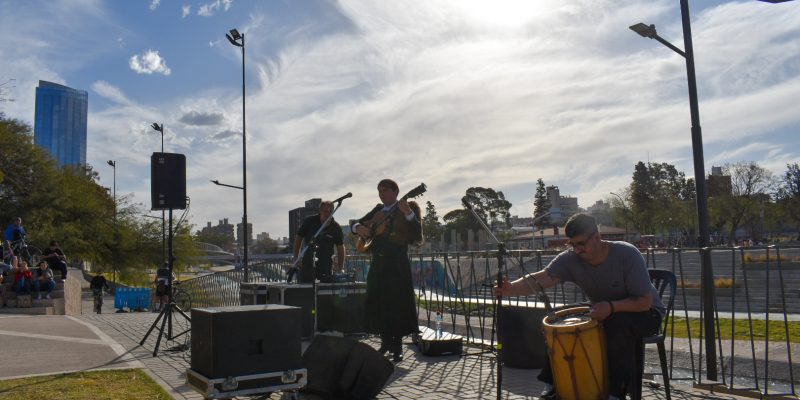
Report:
8,238,42,265
171,280,192,311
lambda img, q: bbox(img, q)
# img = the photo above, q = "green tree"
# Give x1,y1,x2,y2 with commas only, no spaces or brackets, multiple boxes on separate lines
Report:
533,178,550,228
461,187,512,230
421,201,442,242
776,163,800,236
712,162,777,244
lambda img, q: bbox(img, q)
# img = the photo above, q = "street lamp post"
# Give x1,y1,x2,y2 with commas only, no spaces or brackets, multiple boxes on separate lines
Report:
609,192,629,242
107,160,117,286
225,28,249,283
630,0,718,377
150,123,167,266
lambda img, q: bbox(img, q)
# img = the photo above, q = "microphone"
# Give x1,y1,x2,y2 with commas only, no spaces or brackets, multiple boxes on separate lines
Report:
333,192,353,203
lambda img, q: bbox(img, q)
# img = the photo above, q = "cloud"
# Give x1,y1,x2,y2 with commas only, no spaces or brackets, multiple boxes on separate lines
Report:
149,0,160,11
197,0,232,17
212,129,240,140
92,81,132,106
179,110,225,126
182,5,191,18
129,50,171,75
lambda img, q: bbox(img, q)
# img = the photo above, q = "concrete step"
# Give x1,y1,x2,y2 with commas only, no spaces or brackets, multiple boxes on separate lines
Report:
3,290,64,300
0,305,55,315
1,281,65,291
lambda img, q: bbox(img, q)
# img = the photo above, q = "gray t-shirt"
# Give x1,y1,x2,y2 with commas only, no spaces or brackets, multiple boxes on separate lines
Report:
545,241,666,317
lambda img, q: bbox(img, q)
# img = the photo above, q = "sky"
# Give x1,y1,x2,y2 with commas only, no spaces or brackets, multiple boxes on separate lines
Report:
1,0,799,240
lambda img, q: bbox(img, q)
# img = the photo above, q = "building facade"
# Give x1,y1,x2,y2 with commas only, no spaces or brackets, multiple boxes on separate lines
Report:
288,198,322,249
34,80,88,167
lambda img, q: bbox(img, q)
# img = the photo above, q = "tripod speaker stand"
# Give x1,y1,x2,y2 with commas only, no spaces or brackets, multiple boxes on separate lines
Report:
140,208,192,356
141,152,190,357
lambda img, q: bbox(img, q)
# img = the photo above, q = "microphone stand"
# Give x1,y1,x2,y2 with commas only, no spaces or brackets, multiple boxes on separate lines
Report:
287,195,348,337
461,199,505,400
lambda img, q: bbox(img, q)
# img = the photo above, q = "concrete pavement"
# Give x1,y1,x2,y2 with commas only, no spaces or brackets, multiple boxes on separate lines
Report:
0,291,770,399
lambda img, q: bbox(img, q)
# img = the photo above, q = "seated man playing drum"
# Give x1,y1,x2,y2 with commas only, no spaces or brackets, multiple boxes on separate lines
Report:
495,213,665,400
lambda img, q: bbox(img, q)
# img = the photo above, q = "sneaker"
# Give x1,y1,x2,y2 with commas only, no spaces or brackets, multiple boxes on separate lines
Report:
539,384,556,399
46,294,51,299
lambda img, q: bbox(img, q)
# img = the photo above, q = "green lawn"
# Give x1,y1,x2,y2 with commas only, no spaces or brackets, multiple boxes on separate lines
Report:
0,369,171,400
667,317,800,344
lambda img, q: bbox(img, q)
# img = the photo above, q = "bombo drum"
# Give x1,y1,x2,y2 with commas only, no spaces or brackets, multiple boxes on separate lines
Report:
542,306,608,400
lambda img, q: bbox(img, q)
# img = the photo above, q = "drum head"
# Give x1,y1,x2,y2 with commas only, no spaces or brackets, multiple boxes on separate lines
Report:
548,313,591,326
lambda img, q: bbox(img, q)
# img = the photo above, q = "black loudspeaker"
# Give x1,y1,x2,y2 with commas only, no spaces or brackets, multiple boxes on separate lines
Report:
151,152,186,210
191,305,302,378
302,335,394,400
499,305,548,369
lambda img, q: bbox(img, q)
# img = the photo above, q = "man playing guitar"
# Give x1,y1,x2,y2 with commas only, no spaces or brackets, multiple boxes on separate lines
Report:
352,179,424,362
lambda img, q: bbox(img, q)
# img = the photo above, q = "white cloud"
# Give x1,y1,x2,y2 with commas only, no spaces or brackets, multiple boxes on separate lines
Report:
92,81,132,106
198,0,233,17
129,50,172,75
149,0,160,11
182,5,191,18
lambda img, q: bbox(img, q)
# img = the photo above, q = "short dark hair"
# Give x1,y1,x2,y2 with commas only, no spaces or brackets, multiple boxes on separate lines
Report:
50,240,59,246
378,179,399,193
564,213,598,238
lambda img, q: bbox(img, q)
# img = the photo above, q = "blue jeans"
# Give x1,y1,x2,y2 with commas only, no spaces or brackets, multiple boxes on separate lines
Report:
32,279,55,295
13,278,30,294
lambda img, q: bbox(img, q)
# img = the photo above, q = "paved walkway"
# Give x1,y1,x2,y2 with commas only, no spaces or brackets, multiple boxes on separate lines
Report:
0,292,774,399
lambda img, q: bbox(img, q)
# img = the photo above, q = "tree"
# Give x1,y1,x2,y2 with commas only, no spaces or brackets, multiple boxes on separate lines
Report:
777,163,800,236
533,178,551,228
713,161,778,244
421,201,442,242
461,187,512,230
629,161,695,243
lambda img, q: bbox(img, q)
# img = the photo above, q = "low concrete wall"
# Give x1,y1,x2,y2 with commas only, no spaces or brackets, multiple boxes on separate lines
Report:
64,273,82,315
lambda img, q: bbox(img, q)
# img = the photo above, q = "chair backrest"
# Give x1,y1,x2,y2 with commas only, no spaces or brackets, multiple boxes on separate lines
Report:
648,269,677,338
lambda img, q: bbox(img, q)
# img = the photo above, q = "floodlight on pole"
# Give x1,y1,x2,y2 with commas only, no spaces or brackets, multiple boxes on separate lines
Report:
150,122,167,265
222,26,249,282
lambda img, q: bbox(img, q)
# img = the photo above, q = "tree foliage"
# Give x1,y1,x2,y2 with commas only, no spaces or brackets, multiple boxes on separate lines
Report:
461,187,512,229
629,161,694,237
533,178,550,228
777,163,800,234
421,201,442,242
0,117,197,284
709,161,777,244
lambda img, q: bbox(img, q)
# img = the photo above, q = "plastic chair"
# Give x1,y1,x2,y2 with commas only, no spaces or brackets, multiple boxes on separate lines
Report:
631,269,677,400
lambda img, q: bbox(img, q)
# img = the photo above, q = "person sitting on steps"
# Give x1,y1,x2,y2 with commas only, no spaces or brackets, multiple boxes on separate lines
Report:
32,260,56,300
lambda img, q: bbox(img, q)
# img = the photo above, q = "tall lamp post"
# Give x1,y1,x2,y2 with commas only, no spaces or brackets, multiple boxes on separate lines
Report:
630,0,719,377
609,192,629,242
150,123,167,266
224,28,249,282
107,160,117,286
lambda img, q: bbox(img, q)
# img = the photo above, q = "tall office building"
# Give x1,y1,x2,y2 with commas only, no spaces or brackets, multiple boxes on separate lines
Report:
34,80,88,167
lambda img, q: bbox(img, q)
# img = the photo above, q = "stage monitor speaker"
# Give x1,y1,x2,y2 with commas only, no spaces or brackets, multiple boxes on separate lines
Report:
302,335,393,400
191,305,302,379
151,152,186,210
499,305,548,369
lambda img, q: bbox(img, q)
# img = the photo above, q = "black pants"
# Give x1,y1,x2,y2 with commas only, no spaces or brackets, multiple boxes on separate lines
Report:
380,334,403,355
49,260,68,280
538,309,661,397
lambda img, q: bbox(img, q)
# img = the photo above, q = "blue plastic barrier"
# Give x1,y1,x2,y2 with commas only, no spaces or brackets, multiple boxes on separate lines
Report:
113,287,152,311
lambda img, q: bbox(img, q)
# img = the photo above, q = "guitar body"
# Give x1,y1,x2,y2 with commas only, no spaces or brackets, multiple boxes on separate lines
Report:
355,183,427,253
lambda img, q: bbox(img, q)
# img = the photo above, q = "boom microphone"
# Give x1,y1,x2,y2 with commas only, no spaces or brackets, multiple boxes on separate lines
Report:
333,192,353,203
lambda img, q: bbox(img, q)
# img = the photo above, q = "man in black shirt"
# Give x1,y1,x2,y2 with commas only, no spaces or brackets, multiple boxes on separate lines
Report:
292,201,345,283
41,240,68,281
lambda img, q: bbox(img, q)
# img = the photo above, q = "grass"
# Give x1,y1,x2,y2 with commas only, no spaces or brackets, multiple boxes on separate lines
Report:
742,252,789,263
678,278,741,289
0,369,171,400
666,317,800,343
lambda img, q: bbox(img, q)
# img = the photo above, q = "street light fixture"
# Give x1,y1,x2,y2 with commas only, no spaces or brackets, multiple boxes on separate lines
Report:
150,123,166,265
222,27,249,282
106,160,117,286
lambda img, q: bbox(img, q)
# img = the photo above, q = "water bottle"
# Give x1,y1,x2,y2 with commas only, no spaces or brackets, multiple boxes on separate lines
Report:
435,311,443,339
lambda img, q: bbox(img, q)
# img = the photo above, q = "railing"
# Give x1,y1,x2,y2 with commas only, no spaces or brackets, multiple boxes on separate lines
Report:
179,245,800,398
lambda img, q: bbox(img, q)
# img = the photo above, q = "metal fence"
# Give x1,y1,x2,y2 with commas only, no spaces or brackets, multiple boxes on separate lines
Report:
180,245,800,398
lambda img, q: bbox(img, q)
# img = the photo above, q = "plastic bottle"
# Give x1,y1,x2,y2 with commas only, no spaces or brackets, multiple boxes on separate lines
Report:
435,310,443,339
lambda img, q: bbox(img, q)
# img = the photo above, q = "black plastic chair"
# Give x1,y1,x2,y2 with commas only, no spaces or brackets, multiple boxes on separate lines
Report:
631,269,677,400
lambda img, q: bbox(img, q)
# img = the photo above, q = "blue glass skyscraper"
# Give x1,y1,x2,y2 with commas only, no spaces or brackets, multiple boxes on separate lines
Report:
34,80,88,167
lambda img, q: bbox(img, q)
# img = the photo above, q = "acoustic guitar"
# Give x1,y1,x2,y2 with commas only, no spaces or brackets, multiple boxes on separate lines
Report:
356,183,427,253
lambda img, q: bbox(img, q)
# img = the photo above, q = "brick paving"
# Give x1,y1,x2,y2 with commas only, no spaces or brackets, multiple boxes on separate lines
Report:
75,298,759,400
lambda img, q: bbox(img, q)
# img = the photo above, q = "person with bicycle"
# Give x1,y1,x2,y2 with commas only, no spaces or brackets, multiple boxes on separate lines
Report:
154,262,175,312
90,271,110,314
41,240,68,281
4,217,26,256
